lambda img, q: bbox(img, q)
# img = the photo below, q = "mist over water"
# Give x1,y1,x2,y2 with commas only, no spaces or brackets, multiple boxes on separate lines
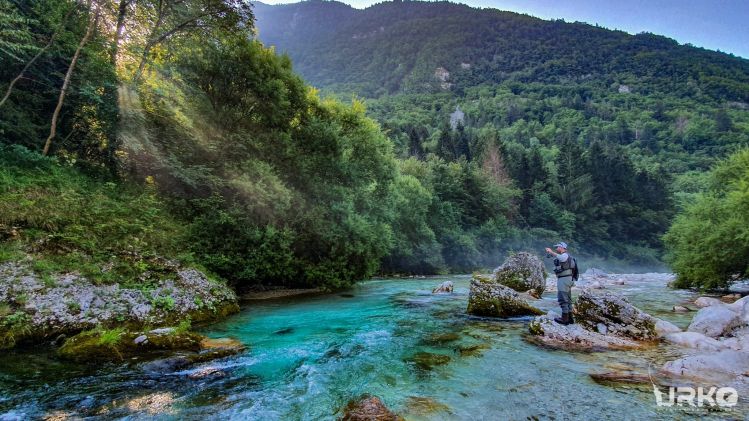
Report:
0,274,744,419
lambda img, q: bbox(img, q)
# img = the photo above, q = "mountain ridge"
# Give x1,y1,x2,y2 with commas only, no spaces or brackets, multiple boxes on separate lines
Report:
253,0,749,101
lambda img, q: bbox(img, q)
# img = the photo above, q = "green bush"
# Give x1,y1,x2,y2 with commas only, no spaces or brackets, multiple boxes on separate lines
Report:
664,149,749,290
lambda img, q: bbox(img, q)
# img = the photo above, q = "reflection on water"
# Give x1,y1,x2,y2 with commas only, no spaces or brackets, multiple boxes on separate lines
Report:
0,274,745,420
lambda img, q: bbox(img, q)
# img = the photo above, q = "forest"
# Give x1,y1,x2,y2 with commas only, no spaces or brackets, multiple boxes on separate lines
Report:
255,0,749,281
1,0,748,290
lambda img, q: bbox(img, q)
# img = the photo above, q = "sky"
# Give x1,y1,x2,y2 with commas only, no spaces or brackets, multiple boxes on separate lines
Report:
258,0,749,59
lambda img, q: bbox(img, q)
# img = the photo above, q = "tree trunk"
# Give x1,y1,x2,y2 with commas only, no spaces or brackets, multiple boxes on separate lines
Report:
0,7,74,109
43,7,98,156
132,41,153,83
110,0,131,65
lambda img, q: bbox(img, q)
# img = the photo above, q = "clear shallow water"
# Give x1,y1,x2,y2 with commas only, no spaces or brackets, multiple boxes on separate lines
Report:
1,275,746,420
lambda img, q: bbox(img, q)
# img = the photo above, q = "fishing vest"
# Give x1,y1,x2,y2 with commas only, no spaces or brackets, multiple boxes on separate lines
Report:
555,256,574,278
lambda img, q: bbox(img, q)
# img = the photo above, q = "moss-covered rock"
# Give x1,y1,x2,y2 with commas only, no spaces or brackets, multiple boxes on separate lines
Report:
0,261,239,350
492,252,546,296
57,327,247,364
58,327,205,362
467,275,543,318
573,290,658,340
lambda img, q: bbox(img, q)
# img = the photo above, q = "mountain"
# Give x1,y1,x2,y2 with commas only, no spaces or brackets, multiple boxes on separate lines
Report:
253,0,749,101
252,0,749,268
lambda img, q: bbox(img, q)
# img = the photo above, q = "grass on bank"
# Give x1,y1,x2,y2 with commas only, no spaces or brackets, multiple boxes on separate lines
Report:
0,145,192,290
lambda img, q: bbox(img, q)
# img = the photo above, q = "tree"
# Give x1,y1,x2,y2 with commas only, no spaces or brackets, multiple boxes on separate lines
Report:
132,0,252,82
43,1,99,156
665,149,749,290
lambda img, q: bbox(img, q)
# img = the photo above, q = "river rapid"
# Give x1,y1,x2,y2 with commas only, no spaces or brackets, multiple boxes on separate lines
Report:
1,274,746,420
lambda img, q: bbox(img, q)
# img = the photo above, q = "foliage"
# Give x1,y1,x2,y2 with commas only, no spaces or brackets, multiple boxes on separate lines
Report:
253,0,749,266
0,144,189,286
664,149,749,290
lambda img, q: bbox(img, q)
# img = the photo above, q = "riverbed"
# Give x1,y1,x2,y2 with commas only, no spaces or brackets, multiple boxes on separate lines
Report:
0,274,745,420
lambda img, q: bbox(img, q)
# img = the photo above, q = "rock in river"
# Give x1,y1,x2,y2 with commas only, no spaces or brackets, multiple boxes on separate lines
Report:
467,275,543,318
663,332,725,352
661,350,749,382
432,281,454,294
573,290,658,340
341,395,403,421
694,296,723,308
527,313,640,351
492,252,546,296
687,304,740,338
58,327,245,364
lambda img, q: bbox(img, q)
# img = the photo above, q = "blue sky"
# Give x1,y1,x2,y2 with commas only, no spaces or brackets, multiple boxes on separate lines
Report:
258,0,749,59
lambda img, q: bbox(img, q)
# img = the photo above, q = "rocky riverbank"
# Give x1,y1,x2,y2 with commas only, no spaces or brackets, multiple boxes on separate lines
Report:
0,259,239,358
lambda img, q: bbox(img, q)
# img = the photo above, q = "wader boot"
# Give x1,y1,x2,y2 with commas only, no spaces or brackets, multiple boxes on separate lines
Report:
554,312,572,325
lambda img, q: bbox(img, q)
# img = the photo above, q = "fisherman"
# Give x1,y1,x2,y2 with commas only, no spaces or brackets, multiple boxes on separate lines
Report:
545,242,576,325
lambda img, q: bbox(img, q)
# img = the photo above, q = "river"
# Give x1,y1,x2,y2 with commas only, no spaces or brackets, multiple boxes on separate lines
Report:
1,274,745,420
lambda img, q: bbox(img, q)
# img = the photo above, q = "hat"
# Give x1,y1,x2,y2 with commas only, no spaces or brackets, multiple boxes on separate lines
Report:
554,241,568,249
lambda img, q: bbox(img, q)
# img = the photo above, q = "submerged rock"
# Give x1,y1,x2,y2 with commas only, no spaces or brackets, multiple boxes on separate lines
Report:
432,281,454,294
573,290,658,341
492,252,546,296
406,352,451,370
672,305,691,313
466,275,543,318
422,332,460,345
58,328,202,362
341,395,403,421
404,396,451,416
58,328,245,364
527,313,640,351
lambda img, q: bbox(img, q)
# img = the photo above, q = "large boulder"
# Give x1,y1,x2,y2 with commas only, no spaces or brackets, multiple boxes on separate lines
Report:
527,313,640,351
573,290,658,341
492,252,546,296
661,350,749,382
341,395,403,421
687,305,741,338
467,275,543,318
0,261,239,349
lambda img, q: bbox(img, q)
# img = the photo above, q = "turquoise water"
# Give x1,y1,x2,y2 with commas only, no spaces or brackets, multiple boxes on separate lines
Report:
0,275,745,420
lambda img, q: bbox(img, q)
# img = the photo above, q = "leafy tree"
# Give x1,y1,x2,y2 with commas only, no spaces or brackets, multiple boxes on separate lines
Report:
664,149,749,290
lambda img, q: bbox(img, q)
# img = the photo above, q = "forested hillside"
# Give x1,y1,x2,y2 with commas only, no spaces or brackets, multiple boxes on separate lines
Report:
255,0,749,269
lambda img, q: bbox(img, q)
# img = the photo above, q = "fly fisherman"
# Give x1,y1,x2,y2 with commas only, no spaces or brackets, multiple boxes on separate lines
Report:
545,242,576,325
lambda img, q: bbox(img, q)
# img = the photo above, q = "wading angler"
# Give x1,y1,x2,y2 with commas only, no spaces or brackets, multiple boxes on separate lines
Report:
545,242,579,325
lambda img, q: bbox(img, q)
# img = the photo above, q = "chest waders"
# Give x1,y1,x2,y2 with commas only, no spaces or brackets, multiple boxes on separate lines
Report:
554,256,575,325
